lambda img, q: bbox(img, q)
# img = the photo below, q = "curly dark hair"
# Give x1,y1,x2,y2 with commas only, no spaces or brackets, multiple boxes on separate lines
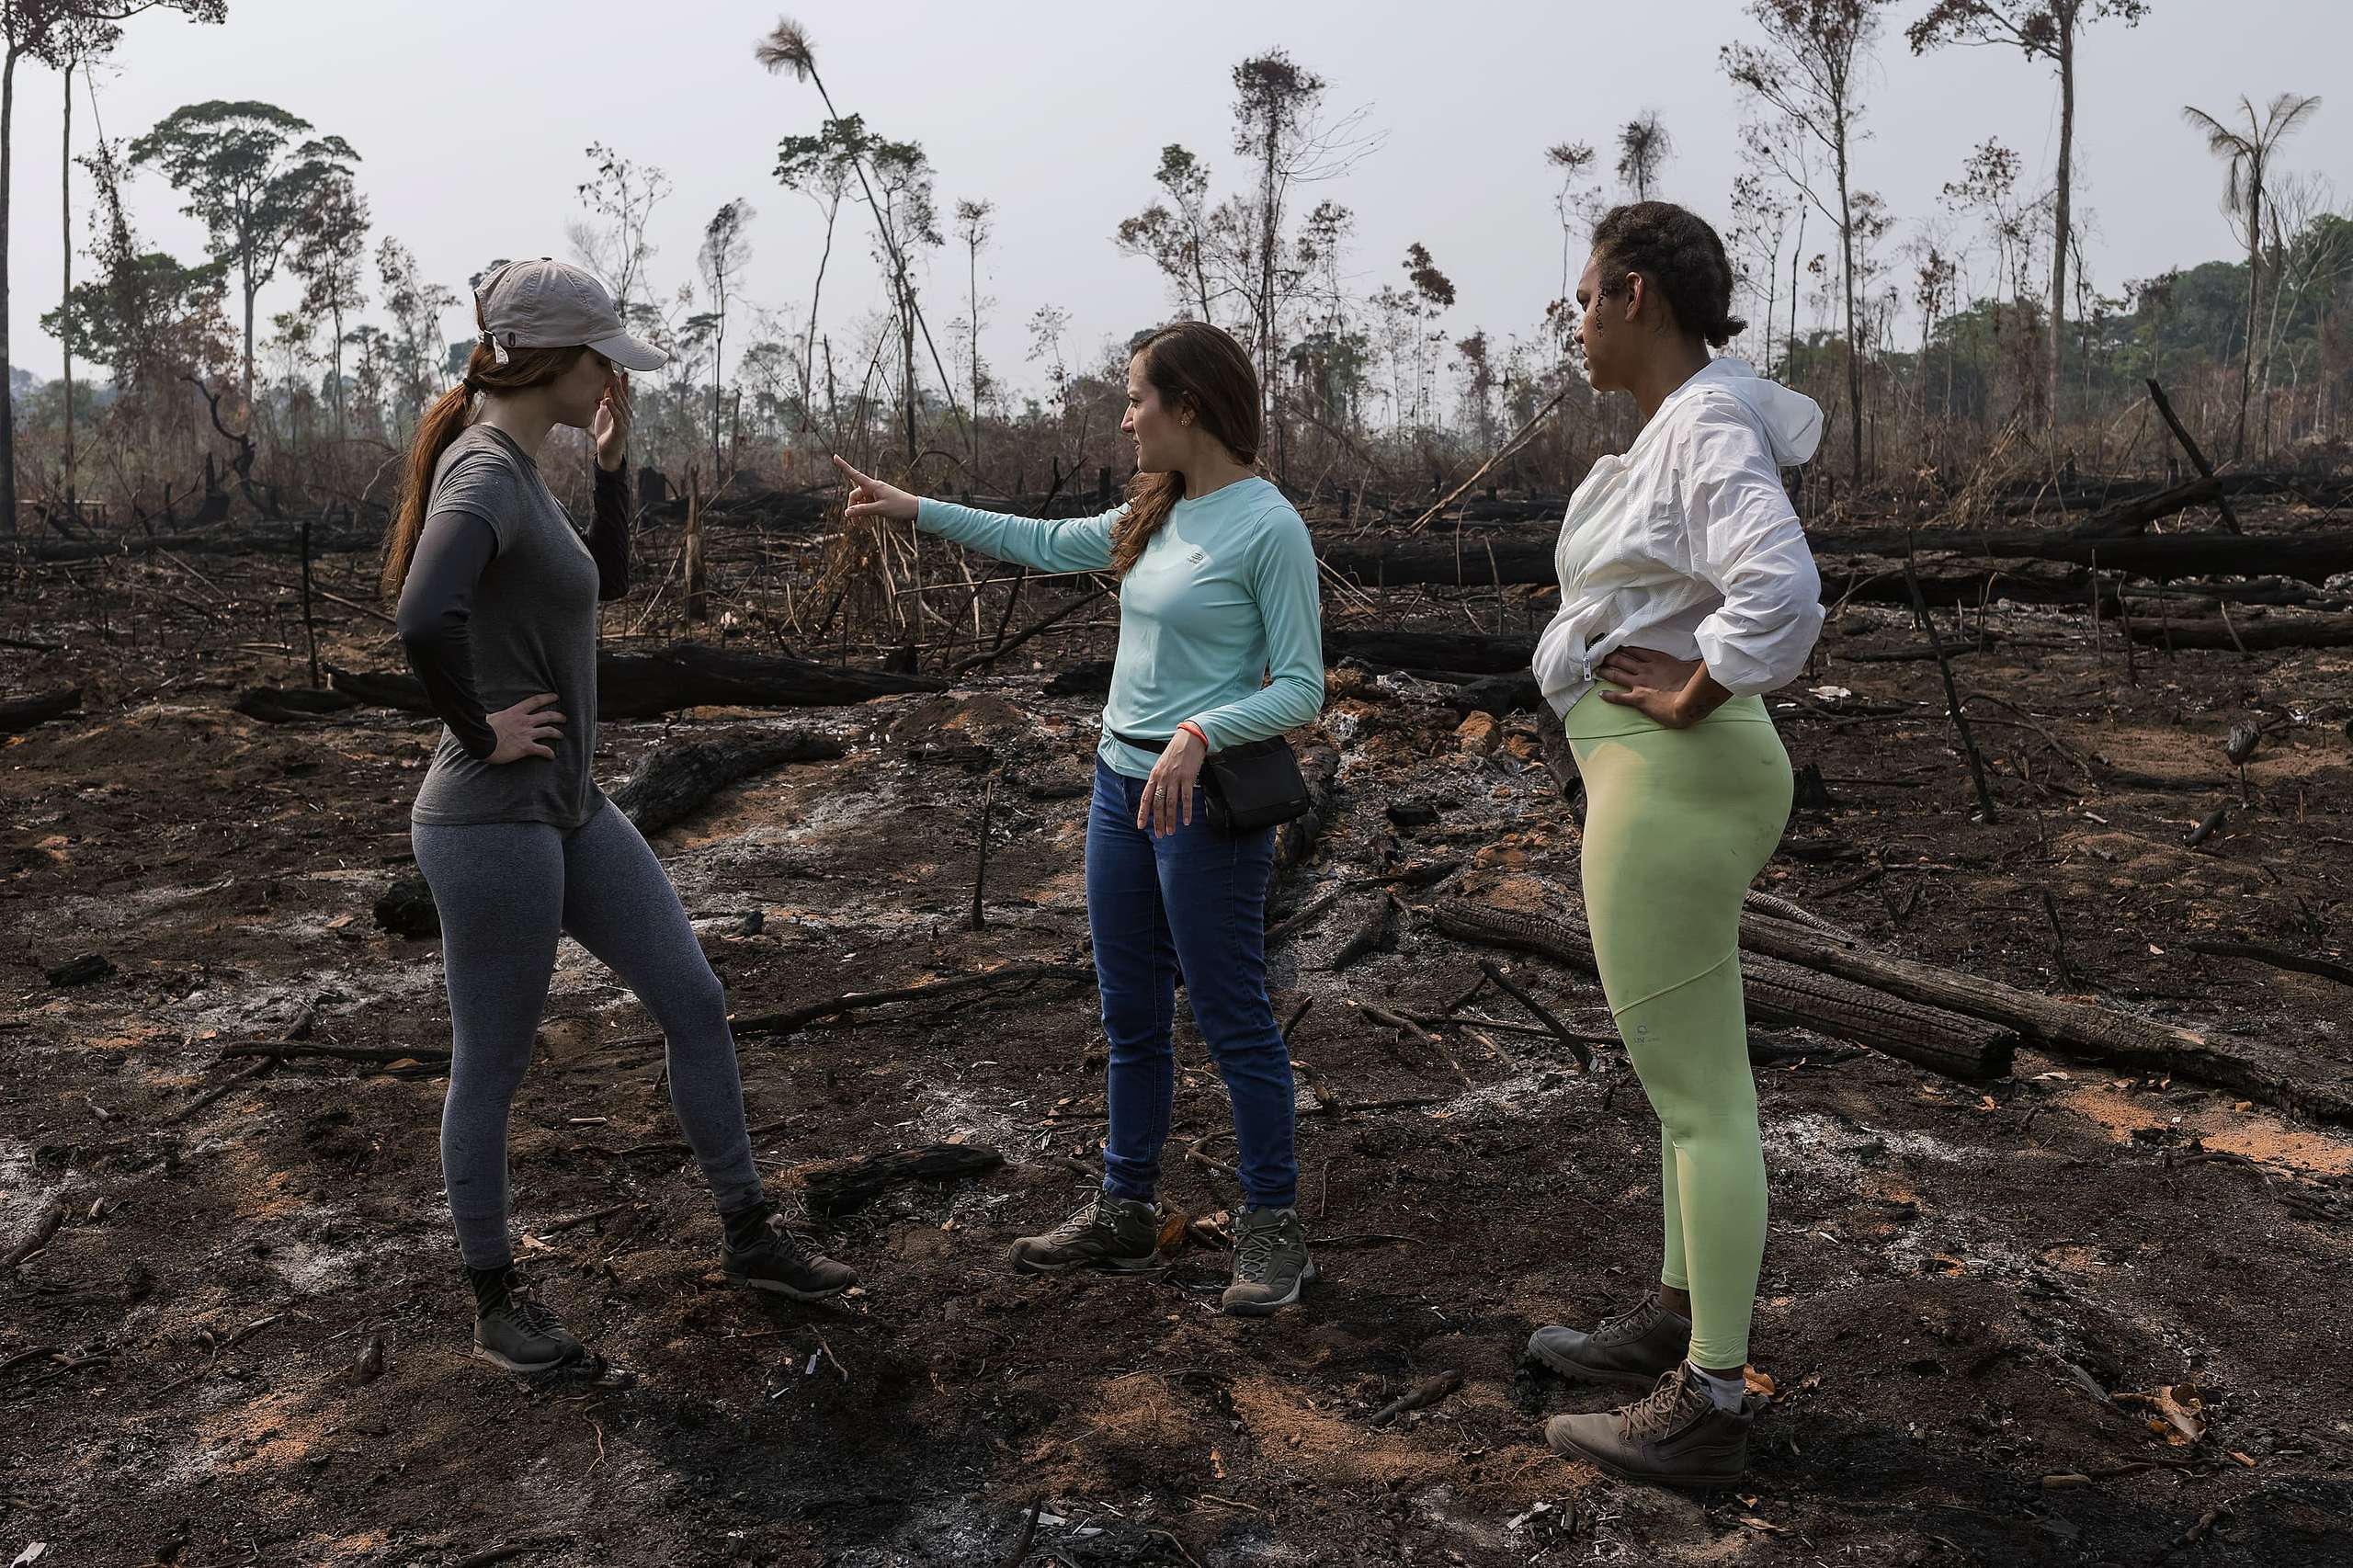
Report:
1590,201,1746,348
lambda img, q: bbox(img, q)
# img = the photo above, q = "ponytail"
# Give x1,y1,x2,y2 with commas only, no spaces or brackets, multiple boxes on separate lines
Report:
380,334,588,599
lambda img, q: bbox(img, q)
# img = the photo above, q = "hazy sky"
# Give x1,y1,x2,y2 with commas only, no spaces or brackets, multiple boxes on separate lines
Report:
9,0,2345,397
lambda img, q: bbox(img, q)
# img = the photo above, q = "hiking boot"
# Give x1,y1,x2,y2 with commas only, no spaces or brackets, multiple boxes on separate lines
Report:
1221,1206,1315,1316
1544,1364,1756,1488
722,1206,858,1300
468,1266,590,1374
1527,1298,1691,1390
1009,1191,1165,1274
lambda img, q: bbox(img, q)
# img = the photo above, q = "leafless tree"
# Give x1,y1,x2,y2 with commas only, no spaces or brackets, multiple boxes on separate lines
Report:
954,197,993,472
1543,140,1602,368
1724,0,1897,485
1616,110,1673,201
756,16,966,457
697,198,754,479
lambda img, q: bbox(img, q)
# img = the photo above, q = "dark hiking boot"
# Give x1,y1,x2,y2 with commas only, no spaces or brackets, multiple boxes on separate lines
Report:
468,1266,591,1375
1526,1298,1692,1390
722,1205,858,1301
1221,1206,1315,1316
1009,1192,1165,1274
1544,1364,1756,1488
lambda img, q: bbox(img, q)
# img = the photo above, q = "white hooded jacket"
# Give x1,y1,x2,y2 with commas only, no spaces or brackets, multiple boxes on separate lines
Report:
1531,358,1825,718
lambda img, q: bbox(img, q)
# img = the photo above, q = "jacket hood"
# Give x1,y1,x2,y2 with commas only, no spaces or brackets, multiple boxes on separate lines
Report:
1673,358,1823,467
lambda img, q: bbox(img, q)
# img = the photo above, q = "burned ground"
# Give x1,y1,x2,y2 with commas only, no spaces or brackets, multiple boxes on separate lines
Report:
3,502,2350,1567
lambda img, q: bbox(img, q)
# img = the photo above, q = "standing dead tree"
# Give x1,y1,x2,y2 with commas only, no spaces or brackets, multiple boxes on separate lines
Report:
1724,0,1896,487
1616,110,1674,201
1908,2,2153,426
2180,91,2323,460
955,197,994,473
772,116,870,433
756,17,967,460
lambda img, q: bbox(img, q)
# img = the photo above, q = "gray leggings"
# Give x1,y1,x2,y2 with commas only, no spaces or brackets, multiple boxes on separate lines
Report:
412,800,763,1268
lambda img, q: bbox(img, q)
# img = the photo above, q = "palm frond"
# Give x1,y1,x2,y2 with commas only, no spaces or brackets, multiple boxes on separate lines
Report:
755,17,814,81
2264,91,2322,140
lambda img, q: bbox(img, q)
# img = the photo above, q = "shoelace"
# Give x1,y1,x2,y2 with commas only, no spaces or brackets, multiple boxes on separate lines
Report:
1047,1197,1113,1245
743,1215,814,1262
1594,1300,1656,1346
498,1286,567,1338
1619,1369,1701,1438
1233,1219,1285,1282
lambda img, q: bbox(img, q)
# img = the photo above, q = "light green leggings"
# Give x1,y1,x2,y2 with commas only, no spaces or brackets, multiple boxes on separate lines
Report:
1565,686,1792,1369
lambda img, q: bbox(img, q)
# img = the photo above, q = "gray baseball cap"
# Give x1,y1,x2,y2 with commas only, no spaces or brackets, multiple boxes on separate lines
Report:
474,257,667,372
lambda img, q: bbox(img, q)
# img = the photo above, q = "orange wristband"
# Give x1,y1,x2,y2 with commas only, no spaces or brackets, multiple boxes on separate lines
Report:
1177,722,1209,750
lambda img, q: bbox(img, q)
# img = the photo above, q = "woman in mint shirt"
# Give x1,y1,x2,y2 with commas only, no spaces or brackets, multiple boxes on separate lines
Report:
833,321,1324,1315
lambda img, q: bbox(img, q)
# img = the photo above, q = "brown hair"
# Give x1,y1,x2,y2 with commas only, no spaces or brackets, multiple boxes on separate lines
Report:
1111,321,1262,577
1590,200,1746,348
380,335,588,599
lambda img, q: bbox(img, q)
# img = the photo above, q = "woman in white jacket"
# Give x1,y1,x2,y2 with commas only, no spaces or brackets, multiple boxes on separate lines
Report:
1523,202,1825,1488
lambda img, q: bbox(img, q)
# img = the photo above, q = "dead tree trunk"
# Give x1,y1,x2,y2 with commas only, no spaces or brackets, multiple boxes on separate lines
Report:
0,686,81,733
2124,614,2353,652
1431,899,2017,1081
329,644,946,720
1733,910,2353,1124
608,726,847,834
683,469,708,624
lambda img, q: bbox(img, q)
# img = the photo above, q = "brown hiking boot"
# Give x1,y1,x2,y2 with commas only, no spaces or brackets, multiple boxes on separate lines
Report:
1544,1365,1755,1488
1526,1298,1691,1390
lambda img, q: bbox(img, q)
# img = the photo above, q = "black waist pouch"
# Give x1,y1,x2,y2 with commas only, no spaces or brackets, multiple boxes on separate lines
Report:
1111,730,1312,835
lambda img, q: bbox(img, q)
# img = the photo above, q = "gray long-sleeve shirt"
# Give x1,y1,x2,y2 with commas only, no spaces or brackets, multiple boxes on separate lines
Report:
396,425,630,828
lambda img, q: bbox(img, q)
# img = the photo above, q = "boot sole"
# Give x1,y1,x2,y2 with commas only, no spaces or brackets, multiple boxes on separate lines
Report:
1526,1339,1678,1392
724,1270,855,1301
474,1343,584,1375
1544,1426,1745,1490
1009,1249,1164,1276
1222,1258,1317,1316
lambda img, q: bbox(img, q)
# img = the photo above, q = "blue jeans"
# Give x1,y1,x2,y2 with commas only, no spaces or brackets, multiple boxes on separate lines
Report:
1086,758,1299,1210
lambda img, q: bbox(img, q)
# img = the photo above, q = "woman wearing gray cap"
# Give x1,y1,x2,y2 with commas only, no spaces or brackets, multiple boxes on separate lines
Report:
385,258,856,1378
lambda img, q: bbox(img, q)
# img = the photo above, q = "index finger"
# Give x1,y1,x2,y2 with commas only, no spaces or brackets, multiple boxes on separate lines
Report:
831,454,872,488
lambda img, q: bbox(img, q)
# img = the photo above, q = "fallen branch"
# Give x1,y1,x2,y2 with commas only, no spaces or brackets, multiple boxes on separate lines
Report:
161,1058,278,1125
2182,939,2353,991
215,1041,450,1065
6,1196,67,1267
2143,379,2240,535
800,1143,1006,1220
1404,383,1574,534
1370,1368,1464,1425
1478,958,1597,1069
732,964,1096,1040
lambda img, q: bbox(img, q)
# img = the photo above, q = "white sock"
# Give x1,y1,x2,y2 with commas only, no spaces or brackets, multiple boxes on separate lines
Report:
1686,1361,1746,1412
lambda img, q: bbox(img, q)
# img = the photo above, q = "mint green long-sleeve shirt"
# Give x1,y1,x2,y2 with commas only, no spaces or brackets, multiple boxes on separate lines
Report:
915,475,1325,779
